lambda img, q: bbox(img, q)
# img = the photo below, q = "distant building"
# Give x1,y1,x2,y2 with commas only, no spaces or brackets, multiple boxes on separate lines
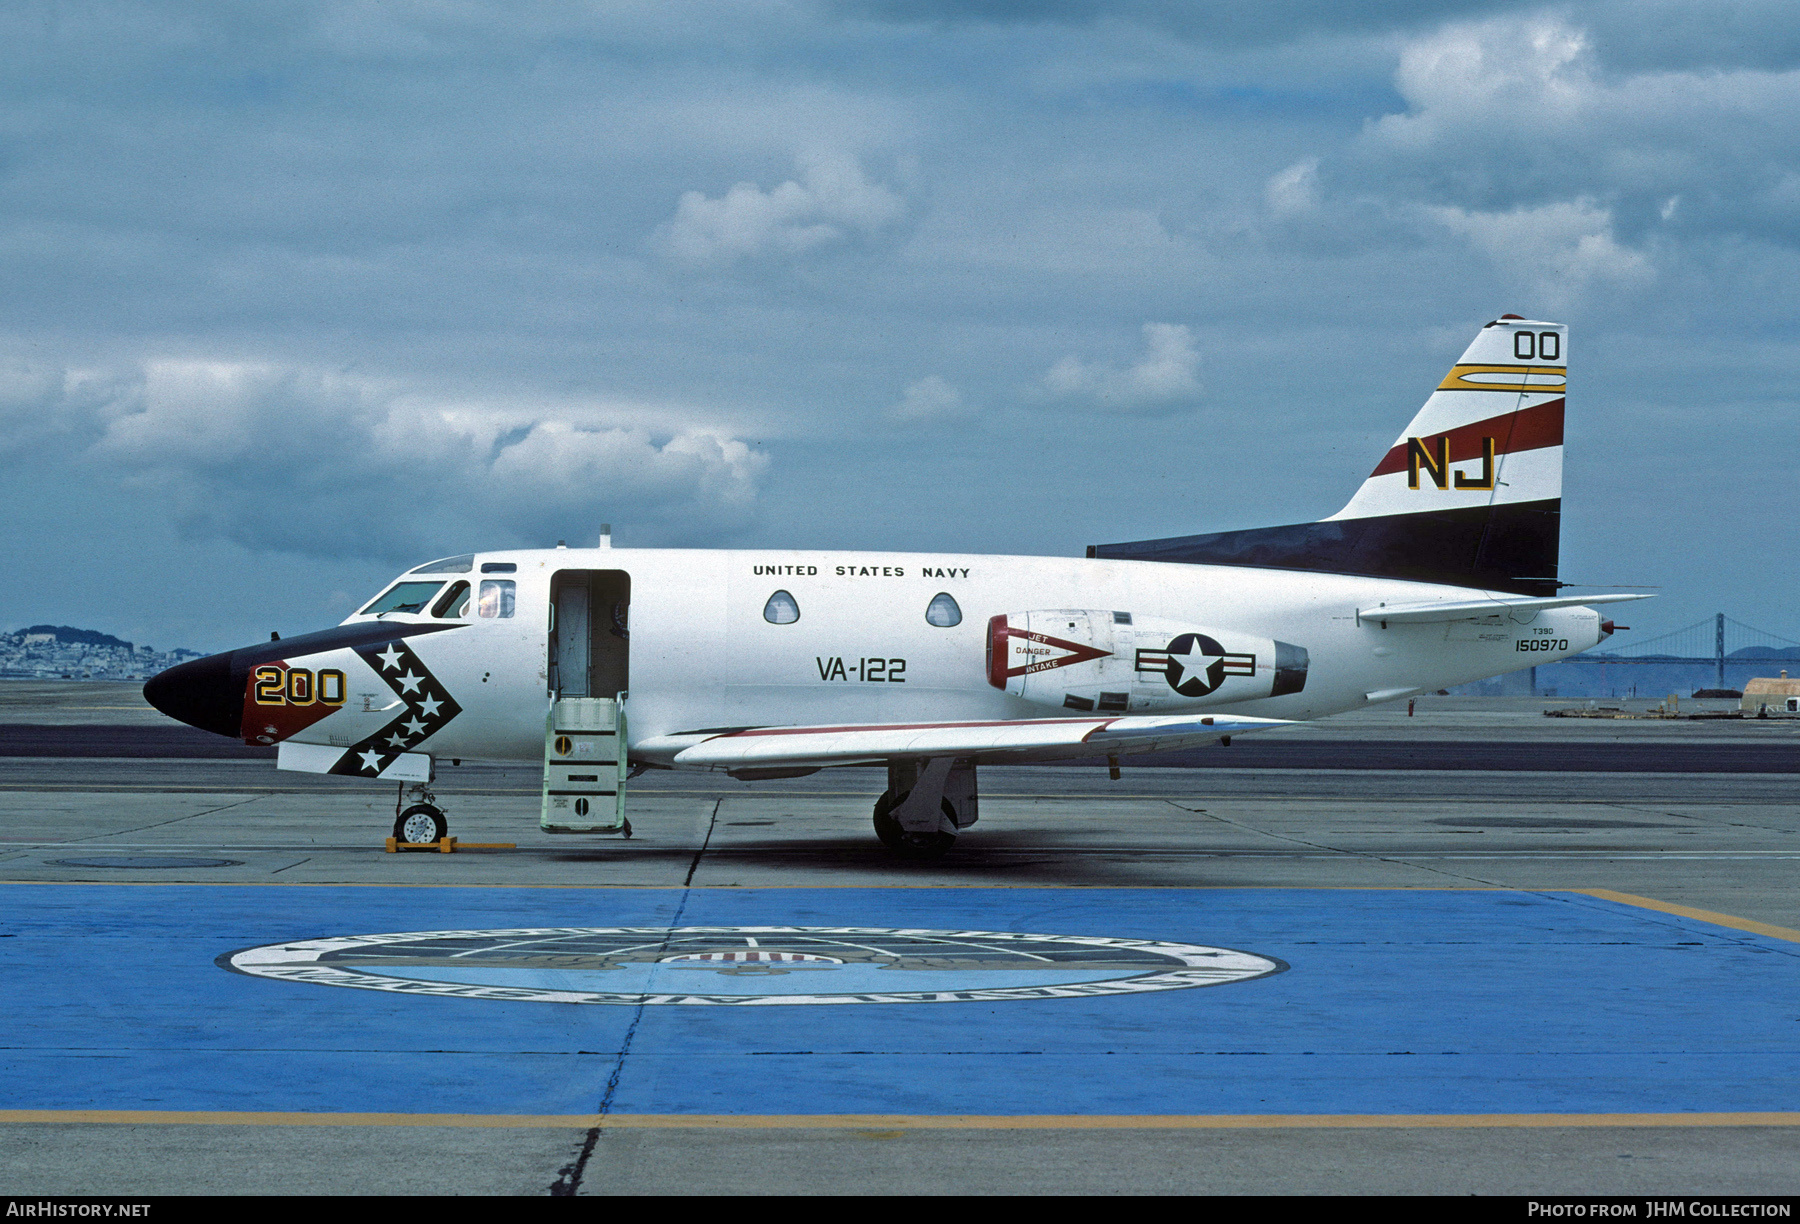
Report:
0,626,196,681
1741,672,1800,715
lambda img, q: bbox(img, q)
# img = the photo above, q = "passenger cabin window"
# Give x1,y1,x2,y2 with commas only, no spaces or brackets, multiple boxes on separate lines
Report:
478,580,516,619
431,581,471,618
360,582,444,616
763,590,800,624
926,592,962,627
410,555,473,574
480,562,517,573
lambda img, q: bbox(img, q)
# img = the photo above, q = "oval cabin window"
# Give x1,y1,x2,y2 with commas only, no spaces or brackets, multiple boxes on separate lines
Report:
925,592,962,628
763,590,800,624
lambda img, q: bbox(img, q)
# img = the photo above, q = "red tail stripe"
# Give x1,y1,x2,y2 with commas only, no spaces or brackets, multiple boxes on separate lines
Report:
1368,398,1563,479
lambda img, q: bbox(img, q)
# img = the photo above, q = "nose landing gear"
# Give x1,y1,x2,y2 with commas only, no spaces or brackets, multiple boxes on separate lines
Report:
393,782,448,845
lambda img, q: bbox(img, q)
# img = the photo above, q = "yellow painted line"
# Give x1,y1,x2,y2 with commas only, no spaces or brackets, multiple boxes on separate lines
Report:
2,1110,1798,1129
1572,889,1800,944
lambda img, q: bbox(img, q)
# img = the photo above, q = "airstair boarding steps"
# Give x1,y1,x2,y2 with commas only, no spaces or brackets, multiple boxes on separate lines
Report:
541,695,629,833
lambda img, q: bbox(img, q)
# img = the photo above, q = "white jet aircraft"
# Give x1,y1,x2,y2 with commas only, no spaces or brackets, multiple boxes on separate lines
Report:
145,316,1646,857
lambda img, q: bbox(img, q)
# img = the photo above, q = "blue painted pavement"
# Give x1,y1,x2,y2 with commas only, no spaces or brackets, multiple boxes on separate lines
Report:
2,885,1797,1116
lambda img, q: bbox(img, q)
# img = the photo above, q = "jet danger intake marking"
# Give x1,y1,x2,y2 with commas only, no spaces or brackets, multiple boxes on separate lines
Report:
327,638,464,777
221,926,1286,1005
997,627,1111,680
1136,634,1256,698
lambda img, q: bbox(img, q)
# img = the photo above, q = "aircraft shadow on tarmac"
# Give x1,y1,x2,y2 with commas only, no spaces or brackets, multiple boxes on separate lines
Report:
529,820,1716,887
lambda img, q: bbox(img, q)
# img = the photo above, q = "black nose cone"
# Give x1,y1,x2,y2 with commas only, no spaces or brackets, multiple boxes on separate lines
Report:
143,652,243,739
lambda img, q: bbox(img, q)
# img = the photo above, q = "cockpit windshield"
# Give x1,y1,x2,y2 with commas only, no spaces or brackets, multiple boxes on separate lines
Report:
359,581,445,616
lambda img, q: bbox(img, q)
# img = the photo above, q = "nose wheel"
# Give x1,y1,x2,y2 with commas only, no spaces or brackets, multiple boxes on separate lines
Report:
873,790,956,859
394,803,447,845
393,782,448,845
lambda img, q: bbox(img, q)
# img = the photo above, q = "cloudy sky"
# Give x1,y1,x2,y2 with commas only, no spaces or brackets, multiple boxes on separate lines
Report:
4,0,1798,653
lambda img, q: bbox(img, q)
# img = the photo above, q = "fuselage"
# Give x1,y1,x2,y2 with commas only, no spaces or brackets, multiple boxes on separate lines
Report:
258,544,1602,766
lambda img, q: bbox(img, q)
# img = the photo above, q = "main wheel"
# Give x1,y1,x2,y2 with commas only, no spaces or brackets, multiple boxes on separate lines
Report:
394,803,447,845
872,790,956,859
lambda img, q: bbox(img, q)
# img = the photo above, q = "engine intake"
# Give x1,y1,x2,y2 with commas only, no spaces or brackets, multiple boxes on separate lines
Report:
986,609,1307,713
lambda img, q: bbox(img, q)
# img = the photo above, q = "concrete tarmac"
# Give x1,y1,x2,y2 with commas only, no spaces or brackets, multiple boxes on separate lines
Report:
1,687,1798,1196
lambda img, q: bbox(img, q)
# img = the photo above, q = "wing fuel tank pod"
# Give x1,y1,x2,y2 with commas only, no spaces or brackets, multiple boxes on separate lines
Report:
986,610,1308,713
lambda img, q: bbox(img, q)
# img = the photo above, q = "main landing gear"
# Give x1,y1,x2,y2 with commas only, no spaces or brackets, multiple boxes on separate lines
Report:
393,782,448,845
873,758,978,860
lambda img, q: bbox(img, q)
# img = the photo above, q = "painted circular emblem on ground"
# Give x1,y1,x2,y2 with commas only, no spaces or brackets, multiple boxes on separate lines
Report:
220,926,1286,1005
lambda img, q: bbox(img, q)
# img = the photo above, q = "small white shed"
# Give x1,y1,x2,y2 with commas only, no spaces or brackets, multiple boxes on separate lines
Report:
1741,672,1800,714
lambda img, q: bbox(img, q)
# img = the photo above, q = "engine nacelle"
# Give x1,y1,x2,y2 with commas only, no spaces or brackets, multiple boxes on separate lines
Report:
986,609,1308,714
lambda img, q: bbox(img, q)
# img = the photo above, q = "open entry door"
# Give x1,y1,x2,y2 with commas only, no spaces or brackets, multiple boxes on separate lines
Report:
543,569,631,834
549,569,629,699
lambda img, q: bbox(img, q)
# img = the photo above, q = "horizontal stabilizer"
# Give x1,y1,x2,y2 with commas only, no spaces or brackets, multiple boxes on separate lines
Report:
639,713,1291,770
1357,592,1652,625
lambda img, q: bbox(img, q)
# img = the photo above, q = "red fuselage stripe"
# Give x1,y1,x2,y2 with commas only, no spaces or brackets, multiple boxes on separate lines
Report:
717,718,1116,739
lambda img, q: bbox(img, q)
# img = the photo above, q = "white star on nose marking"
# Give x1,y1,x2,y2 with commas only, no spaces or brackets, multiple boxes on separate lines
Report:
376,644,404,671
358,749,384,773
395,670,424,694
417,695,443,718
386,733,408,749
402,717,427,737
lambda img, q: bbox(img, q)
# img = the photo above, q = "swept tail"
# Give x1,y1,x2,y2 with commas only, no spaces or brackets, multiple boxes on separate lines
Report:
1089,316,1566,597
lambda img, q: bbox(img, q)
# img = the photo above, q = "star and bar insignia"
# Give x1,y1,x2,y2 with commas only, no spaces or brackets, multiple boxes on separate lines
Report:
1135,633,1256,698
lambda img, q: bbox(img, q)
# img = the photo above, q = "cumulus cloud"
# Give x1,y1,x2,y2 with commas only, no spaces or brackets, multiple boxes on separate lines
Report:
40,359,771,561
1358,14,1800,247
1043,323,1201,413
655,152,908,263
1428,198,1651,307
836,0,1501,47
8,1,1800,647
888,374,966,423
1376,17,1592,150
1265,159,1321,217
1243,14,1800,299
0,359,138,457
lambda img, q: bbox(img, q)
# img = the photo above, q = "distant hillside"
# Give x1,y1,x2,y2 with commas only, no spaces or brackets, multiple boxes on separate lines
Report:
1728,646,1800,659
12,625,133,650
1578,645,1800,662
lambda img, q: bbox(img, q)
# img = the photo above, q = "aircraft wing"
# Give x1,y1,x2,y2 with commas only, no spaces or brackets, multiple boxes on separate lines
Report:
637,713,1290,771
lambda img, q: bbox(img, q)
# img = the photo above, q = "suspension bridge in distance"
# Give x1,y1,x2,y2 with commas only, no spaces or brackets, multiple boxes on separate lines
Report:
1559,614,1800,690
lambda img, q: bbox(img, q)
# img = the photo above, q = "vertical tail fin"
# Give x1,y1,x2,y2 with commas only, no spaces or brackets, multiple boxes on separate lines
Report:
1328,316,1564,522
1089,316,1566,596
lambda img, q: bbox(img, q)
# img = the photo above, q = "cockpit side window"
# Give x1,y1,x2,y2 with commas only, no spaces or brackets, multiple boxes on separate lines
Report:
431,581,471,619
478,580,516,618
360,581,444,616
